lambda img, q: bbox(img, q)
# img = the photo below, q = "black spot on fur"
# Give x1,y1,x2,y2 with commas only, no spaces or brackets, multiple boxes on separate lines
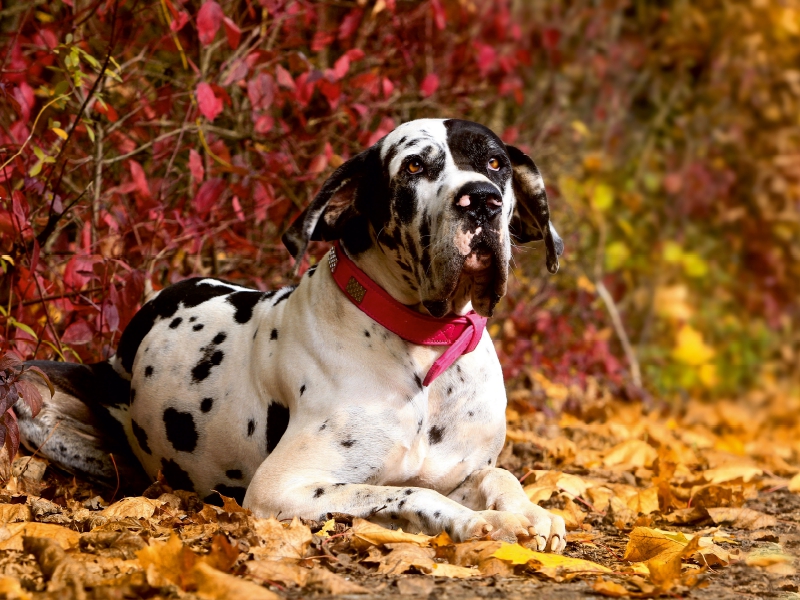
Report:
468,411,474,417
333,483,346,487
299,385,306,396
413,373,423,389
116,278,238,373
272,286,296,307
390,513,398,519
487,458,492,465
270,328,278,340
447,387,453,395
319,421,327,431
169,317,182,329
266,402,290,453
191,333,226,383
364,330,370,337
226,469,243,480
193,323,204,331
163,408,198,452
398,500,406,508
213,332,227,345
341,439,355,448
434,510,441,518
131,419,151,454
144,365,154,377
161,458,194,491
206,485,246,506
247,419,255,436
226,290,263,324
189,316,197,322
428,425,444,445
314,487,325,498
200,397,214,412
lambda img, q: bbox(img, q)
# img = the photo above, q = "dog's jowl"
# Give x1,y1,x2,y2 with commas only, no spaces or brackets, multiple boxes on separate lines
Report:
18,119,567,552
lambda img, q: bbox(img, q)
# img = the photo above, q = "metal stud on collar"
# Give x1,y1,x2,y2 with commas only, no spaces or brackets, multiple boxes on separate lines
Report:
328,247,338,273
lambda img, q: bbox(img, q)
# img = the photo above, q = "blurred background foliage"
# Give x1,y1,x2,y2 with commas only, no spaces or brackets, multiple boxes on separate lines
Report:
1,0,798,407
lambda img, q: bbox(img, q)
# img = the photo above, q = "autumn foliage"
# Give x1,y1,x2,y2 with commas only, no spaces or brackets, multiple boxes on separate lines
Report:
1,0,799,404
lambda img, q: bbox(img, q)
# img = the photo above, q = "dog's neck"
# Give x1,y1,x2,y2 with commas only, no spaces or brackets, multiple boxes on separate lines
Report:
343,240,473,317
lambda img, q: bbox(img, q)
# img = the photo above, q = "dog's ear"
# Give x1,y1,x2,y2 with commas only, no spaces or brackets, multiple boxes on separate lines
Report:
282,145,382,265
505,145,563,274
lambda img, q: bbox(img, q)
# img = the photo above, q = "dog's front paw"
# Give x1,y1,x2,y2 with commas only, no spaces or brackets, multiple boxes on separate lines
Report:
450,508,565,552
514,503,566,553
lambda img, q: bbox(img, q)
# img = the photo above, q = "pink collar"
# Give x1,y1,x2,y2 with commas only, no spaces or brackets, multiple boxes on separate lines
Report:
328,242,487,387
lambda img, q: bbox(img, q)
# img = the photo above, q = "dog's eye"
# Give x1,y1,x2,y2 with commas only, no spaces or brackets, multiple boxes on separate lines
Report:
488,157,501,171
407,159,423,174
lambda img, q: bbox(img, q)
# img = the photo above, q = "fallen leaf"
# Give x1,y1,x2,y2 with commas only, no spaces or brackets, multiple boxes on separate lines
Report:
706,507,777,530
427,562,478,578
592,577,642,598
252,517,312,560
0,522,80,551
702,465,762,484
314,518,335,537
603,440,657,469
0,576,31,600
352,517,431,547
789,472,800,493
372,542,435,575
246,559,368,593
194,561,279,600
623,527,689,563
102,496,161,519
0,503,30,522
306,566,370,593
137,533,198,589
492,543,612,580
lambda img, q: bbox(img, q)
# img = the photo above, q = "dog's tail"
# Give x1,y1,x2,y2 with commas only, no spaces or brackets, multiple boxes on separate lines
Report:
16,360,150,493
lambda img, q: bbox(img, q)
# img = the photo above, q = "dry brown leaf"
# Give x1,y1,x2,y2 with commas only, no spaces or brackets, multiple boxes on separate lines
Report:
137,533,198,589
251,517,312,560
549,497,586,530
706,507,777,530
611,485,659,515
374,542,435,575
194,561,279,600
623,527,689,563
0,522,81,551
306,566,370,593
426,562,478,578
702,465,762,484
205,533,240,572
492,543,612,580
0,503,31,523
247,559,308,586
505,429,577,461
592,577,645,598
102,496,161,520
352,517,431,547
689,483,745,508
603,439,657,469
664,506,707,524
0,576,32,600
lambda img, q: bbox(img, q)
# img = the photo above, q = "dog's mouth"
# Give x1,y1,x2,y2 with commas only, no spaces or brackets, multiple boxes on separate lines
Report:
462,242,494,274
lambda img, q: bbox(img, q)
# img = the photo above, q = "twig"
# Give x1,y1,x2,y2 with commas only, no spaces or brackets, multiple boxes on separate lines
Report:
595,280,642,388
109,453,120,502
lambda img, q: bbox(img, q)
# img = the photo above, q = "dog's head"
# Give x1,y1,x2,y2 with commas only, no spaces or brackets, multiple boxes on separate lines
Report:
282,119,563,318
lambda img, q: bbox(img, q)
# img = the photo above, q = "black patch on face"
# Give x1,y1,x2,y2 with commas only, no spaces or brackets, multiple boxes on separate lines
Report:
205,485,246,506
341,439,355,448
226,469,243,480
226,290,263,324
163,408,198,452
428,425,444,445
444,119,510,187
314,487,325,498
247,419,255,436
200,397,214,412
270,328,278,340
193,323,204,331
144,365,154,377
169,317,182,329
192,333,226,383
131,419,151,454
413,373,423,389
266,402,290,453
394,184,417,225
299,385,306,396
161,458,194,491
116,278,237,373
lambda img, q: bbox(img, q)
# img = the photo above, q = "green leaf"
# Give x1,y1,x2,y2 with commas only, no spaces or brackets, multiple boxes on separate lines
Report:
28,161,43,177
32,146,45,161
9,319,37,339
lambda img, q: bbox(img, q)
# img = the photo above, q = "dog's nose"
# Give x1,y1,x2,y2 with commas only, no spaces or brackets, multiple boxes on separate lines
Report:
454,181,503,222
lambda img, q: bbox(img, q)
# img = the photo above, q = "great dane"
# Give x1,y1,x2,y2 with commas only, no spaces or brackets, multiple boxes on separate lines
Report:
19,118,566,551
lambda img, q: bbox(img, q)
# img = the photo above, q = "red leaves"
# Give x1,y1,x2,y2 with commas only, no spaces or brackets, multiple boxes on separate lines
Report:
222,17,241,50
247,73,275,111
419,73,439,97
128,160,151,199
197,1,223,45
0,353,50,462
188,149,205,181
193,178,227,217
196,83,223,121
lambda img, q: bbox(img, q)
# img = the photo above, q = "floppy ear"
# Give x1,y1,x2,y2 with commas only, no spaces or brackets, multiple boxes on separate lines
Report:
281,145,382,265
506,145,564,274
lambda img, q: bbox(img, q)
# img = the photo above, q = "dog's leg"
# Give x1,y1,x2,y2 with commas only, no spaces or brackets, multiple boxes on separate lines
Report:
17,361,149,493
446,468,566,552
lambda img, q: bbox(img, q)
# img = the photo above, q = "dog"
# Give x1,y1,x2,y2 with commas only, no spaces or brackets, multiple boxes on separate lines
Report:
19,119,566,551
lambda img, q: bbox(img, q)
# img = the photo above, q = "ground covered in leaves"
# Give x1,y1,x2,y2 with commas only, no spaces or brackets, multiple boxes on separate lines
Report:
0,392,798,600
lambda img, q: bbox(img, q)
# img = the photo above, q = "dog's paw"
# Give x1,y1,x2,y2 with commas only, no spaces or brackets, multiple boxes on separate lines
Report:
450,508,565,552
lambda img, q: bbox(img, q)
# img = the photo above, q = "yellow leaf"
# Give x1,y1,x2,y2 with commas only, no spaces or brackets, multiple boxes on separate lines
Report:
52,127,68,140
654,285,693,321
604,240,629,272
662,241,683,263
706,507,777,530
622,527,689,563
672,324,715,366
592,183,614,211
492,543,611,579
603,439,657,469
314,518,336,538
102,496,161,519
0,576,31,600
571,120,590,137
789,472,800,493
252,517,313,560
137,534,198,589
702,465,762,484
